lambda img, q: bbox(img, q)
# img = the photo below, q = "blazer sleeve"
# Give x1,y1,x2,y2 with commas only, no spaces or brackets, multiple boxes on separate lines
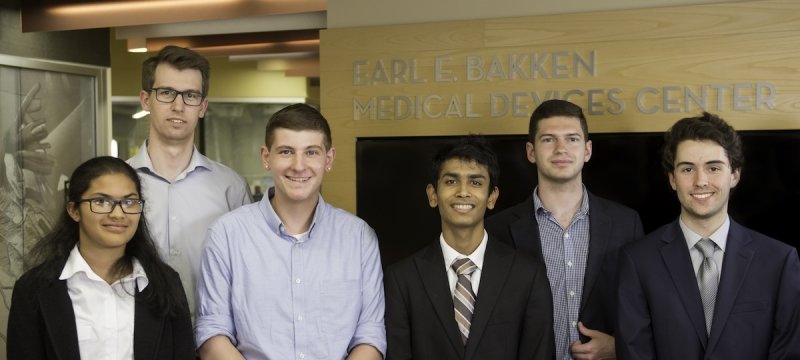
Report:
7,275,48,360
384,266,412,360
615,246,656,360
768,247,800,359
518,258,555,360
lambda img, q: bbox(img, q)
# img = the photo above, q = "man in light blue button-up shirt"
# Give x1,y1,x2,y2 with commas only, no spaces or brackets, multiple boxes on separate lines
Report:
196,104,386,360
130,46,251,320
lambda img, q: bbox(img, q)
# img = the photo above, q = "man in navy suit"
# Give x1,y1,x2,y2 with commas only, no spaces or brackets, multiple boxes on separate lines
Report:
384,136,554,360
616,112,800,359
486,99,644,360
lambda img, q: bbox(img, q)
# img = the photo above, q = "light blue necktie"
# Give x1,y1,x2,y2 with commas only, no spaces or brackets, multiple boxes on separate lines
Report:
696,239,719,334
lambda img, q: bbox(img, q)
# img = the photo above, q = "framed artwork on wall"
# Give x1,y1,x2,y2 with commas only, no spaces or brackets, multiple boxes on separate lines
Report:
0,54,109,351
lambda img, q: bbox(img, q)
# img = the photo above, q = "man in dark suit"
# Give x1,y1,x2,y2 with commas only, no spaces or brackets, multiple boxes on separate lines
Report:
616,112,800,359
486,99,644,360
385,136,554,360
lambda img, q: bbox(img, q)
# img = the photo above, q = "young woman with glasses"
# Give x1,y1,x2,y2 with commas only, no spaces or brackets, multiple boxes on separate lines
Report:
7,156,195,359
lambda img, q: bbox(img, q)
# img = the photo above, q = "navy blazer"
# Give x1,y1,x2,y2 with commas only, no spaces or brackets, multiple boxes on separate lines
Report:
7,258,196,360
385,237,555,360
485,191,644,338
616,219,800,359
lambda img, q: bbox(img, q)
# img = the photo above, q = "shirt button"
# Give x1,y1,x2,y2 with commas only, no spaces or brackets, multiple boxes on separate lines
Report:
169,248,180,256
569,291,575,297
299,353,305,359
297,315,303,321
564,233,570,239
170,216,177,221
567,261,573,267
295,278,302,284
572,321,577,327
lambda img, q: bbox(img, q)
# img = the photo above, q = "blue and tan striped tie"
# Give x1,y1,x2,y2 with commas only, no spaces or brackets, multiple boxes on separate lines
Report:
452,258,478,345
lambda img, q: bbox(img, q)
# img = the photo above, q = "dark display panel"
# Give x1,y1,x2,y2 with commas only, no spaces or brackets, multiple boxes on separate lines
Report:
356,132,800,267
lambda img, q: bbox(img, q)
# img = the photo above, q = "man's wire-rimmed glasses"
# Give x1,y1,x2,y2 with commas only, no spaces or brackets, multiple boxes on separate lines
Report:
149,88,204,106
76,198,145,214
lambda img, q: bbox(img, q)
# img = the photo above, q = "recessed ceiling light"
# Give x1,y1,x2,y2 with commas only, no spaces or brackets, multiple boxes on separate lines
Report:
132,110,149,119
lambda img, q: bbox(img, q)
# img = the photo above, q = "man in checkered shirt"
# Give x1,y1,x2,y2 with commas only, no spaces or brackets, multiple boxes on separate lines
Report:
487,99,644,360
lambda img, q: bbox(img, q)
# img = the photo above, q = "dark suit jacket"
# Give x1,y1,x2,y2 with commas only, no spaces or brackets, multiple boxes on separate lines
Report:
7,258,196,360
485,192,644,338
385,237,554,360
616,219,800,360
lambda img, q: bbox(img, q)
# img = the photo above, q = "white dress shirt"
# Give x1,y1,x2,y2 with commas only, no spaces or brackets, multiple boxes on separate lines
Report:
680,216,729,282
440,230,488,296
59,245,149,360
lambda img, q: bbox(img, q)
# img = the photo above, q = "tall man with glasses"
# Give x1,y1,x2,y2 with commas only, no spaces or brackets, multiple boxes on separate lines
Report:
128,45,250,319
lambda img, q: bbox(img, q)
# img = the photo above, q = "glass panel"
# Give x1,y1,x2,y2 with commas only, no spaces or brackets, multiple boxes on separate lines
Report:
112,100,298,195
203,102,290,195
111,100,151,159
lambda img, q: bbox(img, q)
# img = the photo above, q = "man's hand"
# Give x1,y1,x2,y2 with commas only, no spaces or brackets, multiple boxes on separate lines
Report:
570,322,616,360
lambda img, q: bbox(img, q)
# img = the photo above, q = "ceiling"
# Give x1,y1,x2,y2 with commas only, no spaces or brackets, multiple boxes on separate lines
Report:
21,0,326,77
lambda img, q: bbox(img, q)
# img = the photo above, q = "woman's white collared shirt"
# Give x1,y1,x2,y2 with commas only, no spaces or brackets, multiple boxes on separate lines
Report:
59,245,148,360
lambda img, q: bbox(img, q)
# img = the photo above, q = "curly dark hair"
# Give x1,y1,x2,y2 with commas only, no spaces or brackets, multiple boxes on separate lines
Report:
661,112,744,175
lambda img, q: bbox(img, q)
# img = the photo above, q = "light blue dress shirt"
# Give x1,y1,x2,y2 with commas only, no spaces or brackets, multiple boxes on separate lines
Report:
196,194,386,360
128,140,251,318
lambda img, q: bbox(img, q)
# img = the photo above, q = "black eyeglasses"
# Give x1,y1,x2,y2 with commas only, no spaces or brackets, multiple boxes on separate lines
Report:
77,198,145,214
149,88,204,106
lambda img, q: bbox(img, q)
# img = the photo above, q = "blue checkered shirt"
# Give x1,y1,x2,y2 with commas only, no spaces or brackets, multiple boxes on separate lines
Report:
533,187,590,360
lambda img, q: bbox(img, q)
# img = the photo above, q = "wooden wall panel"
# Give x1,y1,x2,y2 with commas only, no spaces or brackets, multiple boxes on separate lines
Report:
320,0,800,212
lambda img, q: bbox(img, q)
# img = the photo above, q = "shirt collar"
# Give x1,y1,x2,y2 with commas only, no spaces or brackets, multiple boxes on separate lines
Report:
439,230,488,271
128,139,210,181
532,184,590,217
59,244,149,291
680,215,730,252
260,189,329,242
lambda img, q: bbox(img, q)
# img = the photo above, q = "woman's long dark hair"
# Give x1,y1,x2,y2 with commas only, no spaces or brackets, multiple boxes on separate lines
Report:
26,156,187,317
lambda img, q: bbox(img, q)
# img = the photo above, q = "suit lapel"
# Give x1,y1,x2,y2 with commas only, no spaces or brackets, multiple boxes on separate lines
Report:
582,193,610,311
509,197,544,259
706,221,755,353
415,243,465,357
463,239,513,359
39,280,81,360
134,287,164,360
658,221,709,346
